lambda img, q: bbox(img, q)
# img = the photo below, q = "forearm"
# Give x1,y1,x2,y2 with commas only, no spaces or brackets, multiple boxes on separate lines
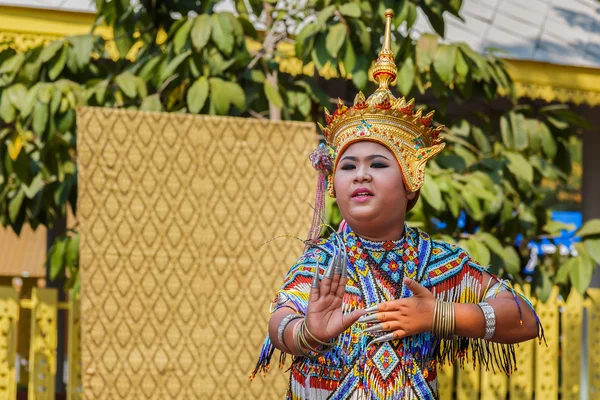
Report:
268,310,302,355
453,295,539,344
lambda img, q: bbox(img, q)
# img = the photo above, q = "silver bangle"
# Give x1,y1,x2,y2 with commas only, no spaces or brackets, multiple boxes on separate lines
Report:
478,302,496,341
278,314,303,350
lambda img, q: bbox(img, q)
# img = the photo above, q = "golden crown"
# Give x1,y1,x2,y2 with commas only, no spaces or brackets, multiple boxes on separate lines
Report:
318,9,445,193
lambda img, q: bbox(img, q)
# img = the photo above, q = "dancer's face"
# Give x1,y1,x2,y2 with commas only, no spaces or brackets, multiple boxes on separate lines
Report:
333,141,415,232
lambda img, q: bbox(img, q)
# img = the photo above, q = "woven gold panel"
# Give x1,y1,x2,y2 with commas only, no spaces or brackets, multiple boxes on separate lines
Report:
77,108,317,399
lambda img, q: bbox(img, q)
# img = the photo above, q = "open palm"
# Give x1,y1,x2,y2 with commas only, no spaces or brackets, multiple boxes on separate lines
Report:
304,242,364,343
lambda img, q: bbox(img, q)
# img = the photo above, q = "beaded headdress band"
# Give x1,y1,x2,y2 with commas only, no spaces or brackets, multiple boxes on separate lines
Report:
307,9,445,242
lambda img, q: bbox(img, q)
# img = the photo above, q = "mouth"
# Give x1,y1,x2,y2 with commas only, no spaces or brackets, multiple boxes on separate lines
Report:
352,188,374,198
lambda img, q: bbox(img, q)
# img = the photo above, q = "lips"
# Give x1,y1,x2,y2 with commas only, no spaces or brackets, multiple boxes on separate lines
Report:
352,187,373,197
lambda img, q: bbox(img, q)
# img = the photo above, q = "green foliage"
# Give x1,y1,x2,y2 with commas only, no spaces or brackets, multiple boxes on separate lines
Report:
1,0,598,298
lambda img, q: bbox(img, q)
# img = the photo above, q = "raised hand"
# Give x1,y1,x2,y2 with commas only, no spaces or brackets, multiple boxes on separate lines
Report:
304,237,364,344
357,278,436,344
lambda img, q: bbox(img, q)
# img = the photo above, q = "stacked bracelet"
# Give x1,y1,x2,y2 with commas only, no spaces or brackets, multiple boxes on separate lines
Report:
432,299,455,339
278,313,303,351
292,318,335,359
477,302,496,340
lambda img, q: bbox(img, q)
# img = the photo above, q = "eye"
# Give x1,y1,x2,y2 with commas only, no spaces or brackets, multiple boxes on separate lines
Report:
340,164,356,170
371,162,388,168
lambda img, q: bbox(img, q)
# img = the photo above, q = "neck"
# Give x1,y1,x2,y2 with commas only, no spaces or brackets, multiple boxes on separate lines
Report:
349,220,406,242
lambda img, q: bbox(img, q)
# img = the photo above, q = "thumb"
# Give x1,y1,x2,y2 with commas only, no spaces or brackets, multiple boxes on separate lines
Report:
343,309,366,329
404,278,429,296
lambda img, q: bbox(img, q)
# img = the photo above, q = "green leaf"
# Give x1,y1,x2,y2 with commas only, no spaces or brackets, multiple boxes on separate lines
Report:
317,5,336,28
115,71,137,98
397,58,415,96
471,126,491,153
480,233,505,257
543,221,576,235
209,77,230,115
187,76,209,113
570,244,594,294
32,102,49,135
191,14,211,51
406,2,418,28
7,83,27,111
49,46,68,80
421,176,443,211
326,23,347,58
159,51,191,82
174,18,193,54
296,91,311,117
295,22,319,59
69,34,94,68
0,91,16,122
140,94,162,112
433,44,457,83
211,13,235,56
555,257,575,284
339,2,361,17
23,174,44,199
510,112,528,151
538,122,557,158
416,34,438,72
264,80,283,109
502,246,521,276
536,273,553,303
65,234,80,270
49,237,67,280
351,56,369,90
500,115,513,149
40,41,63,63
455,49,469,77
224,81,246,111
577,219,600,237
584,238,600,265
342,40,356,76
21,84,40,117
505,152,533,183
9,188,24,223
468,237,491,266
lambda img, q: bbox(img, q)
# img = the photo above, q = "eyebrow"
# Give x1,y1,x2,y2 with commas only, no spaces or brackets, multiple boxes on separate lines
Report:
340,154,391,162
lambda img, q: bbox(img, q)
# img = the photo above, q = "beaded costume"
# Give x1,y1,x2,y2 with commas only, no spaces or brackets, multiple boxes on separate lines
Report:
252,224,543,399
252,9,544,400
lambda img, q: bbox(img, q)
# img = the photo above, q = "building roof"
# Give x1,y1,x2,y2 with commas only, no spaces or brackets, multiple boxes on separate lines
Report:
413,0,600,68
0,0,95,13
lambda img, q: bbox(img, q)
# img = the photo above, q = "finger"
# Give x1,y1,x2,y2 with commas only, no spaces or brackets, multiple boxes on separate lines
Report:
329,267,341,294
368,332,395,346
335,277,348,298
362,321,401,334
357,311,388,324
341,309,366,330
404,278,429,296
311,262,320,292
319,263,334,294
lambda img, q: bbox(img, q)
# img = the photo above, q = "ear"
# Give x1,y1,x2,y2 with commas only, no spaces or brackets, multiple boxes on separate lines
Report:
406,190,417,201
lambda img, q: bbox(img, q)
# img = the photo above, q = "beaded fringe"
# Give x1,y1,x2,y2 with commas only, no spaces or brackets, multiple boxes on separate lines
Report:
426,266,546,375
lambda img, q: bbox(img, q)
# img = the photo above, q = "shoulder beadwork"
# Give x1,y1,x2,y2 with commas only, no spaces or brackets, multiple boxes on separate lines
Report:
425,240,471,285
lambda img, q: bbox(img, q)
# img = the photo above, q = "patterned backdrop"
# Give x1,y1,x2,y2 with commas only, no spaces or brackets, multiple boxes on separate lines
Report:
77,107,317,399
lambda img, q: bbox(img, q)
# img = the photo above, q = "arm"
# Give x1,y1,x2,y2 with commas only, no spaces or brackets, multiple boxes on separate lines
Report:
359,274,540,344
454,272,539,343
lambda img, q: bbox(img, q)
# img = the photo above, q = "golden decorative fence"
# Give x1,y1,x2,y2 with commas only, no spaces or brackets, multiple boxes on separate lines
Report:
0,285,598,399
0,287,81,400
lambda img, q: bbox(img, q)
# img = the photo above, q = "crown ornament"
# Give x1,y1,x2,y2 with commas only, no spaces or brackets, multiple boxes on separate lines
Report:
318,9,445,193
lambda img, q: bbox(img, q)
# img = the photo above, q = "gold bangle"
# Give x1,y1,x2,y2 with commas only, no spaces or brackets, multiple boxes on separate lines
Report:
304,321,332,346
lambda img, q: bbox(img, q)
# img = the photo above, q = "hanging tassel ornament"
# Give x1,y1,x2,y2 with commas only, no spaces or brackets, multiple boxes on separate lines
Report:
307,143,335,244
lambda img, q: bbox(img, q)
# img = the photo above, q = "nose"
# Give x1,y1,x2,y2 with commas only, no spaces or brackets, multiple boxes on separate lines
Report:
353,165,372,183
